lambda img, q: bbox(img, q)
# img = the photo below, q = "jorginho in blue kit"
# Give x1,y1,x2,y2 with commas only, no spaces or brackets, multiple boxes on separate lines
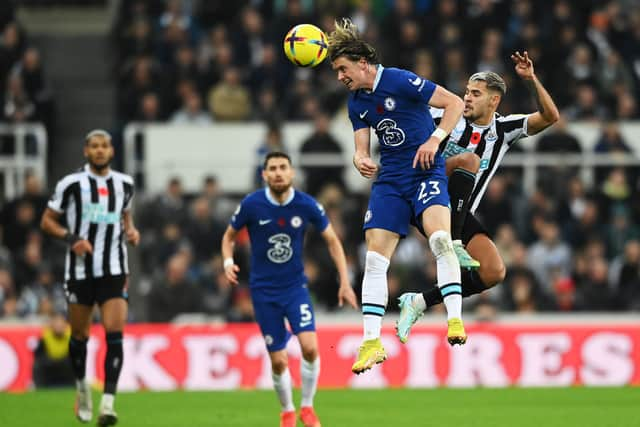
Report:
348,65,450,237
230,187,328,351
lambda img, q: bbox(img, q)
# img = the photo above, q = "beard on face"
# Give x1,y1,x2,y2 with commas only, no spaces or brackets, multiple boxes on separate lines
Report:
88,156,111,172
268,180,291,195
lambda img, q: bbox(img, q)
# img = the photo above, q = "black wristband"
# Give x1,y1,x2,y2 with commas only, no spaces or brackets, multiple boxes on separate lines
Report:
63,232,81,245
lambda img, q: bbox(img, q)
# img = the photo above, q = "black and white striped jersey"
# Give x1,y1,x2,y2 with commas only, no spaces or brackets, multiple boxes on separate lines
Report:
431,108,529,213
48,164,135,281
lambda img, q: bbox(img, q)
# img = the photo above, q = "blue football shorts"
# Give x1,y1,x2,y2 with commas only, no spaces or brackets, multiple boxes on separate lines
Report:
363,166,450,237
251,283,316,352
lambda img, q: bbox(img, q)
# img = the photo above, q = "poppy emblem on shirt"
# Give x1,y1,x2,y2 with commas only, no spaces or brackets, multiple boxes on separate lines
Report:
98,187,109,196
470,132,481,145
376,104,384,114
278,218,286,227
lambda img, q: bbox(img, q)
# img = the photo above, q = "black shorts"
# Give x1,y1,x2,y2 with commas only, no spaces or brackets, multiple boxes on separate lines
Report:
64,275,128,306
461,213,490,245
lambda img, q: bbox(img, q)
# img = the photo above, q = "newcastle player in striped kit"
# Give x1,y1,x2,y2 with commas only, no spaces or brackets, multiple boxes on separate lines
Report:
41,129,139,426
396,51,560,342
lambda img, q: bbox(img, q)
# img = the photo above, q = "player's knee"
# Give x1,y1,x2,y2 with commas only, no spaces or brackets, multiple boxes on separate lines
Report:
271,354,288,374
301,347,318,362
428,230,454,259
457,152,481,173
364,251,390,274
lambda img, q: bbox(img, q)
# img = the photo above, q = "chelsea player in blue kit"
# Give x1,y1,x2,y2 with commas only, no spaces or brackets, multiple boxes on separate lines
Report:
221,152,358,427
328,19,469,374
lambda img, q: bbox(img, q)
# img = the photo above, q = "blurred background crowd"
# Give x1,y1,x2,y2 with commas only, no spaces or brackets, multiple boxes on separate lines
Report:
0,0,639,325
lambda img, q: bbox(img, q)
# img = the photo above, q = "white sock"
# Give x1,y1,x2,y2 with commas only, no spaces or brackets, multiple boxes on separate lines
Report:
413,293,427,311
361,251,390,340
272,369,295,412
300,357,320,407
76,379,87,391
428,230,462,320
100,393,115,411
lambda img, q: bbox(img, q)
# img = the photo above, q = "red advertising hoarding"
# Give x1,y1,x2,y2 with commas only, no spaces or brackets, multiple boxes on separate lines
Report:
1,323,639,391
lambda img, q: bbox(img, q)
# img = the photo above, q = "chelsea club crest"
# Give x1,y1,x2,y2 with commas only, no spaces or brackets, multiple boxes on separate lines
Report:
384,97,396,111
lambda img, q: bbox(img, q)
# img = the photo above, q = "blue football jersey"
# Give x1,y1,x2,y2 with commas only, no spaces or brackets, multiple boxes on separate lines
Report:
230,188,329,294
348,65,442,179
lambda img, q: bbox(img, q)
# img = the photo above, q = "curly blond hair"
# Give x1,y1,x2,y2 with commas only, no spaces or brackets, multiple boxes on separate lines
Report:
327,18,379,64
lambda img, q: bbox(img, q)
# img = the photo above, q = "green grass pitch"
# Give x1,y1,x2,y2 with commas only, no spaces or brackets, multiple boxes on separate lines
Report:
1,387,638,426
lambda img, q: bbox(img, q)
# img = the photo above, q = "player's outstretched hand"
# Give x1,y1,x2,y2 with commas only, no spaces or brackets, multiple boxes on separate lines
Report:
511,50,534,80
225,263,240,285
126,227,140,246
413,137,439,169
355,156,378,179
71,240,93,256
338,283,358,310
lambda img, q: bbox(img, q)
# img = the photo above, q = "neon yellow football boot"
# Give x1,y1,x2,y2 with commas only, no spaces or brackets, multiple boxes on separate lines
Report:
447,317,467,346
351,338,387,374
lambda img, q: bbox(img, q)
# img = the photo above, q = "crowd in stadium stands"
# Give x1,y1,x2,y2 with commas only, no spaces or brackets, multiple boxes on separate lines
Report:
0,0,640,322
0,2,55,159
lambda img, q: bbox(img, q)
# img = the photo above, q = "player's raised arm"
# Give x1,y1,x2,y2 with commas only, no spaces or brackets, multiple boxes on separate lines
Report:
321,223,358,309
511,51,560,135
413,86,464,169
353,127,378,178
221,225,240,285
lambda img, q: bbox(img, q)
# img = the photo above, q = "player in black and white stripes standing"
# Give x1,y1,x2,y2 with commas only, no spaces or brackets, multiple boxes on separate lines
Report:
396,52,560,342
41,129,139,426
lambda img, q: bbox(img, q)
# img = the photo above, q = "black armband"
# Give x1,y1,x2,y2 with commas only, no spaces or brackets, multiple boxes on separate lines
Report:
63,232,81,245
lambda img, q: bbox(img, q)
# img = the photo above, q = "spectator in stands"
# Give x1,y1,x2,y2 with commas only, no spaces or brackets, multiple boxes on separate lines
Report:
14,234,44,295
253,122,287,188
563,84,607,121
299,111,345,196
184,196,226,263
14,47,54,132
476,174,513,236
140,176,187,230
32,312,74,388
564,198,605,250
118,55,163,122
535,115,582,153
0,21,24,88
208,67,251,121
1,172,47,252
17,262,65,317
3,73,35,122
0,267,16,317
147,252,203,322
527,217,572,294
135,92,163,122
576,256,613,311
170,90,212,125
232,6,267,69
597,167,632,223
604,204,640,259
611,239,640,310
225,286,254,322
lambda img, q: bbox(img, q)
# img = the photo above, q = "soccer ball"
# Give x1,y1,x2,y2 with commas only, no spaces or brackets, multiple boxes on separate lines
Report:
283,24,328,67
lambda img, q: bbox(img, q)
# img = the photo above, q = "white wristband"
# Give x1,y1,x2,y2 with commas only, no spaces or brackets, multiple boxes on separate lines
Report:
223,258,234,269
431,127,448,142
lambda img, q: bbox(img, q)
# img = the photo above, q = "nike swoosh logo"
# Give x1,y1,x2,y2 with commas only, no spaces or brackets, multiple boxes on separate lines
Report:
409,77,422,86
259,219,272,225
422,195,436,205
359,110,368,119
299,321,312,327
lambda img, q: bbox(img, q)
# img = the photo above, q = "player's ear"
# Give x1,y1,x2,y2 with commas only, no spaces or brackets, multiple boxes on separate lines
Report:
490,93,501,108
